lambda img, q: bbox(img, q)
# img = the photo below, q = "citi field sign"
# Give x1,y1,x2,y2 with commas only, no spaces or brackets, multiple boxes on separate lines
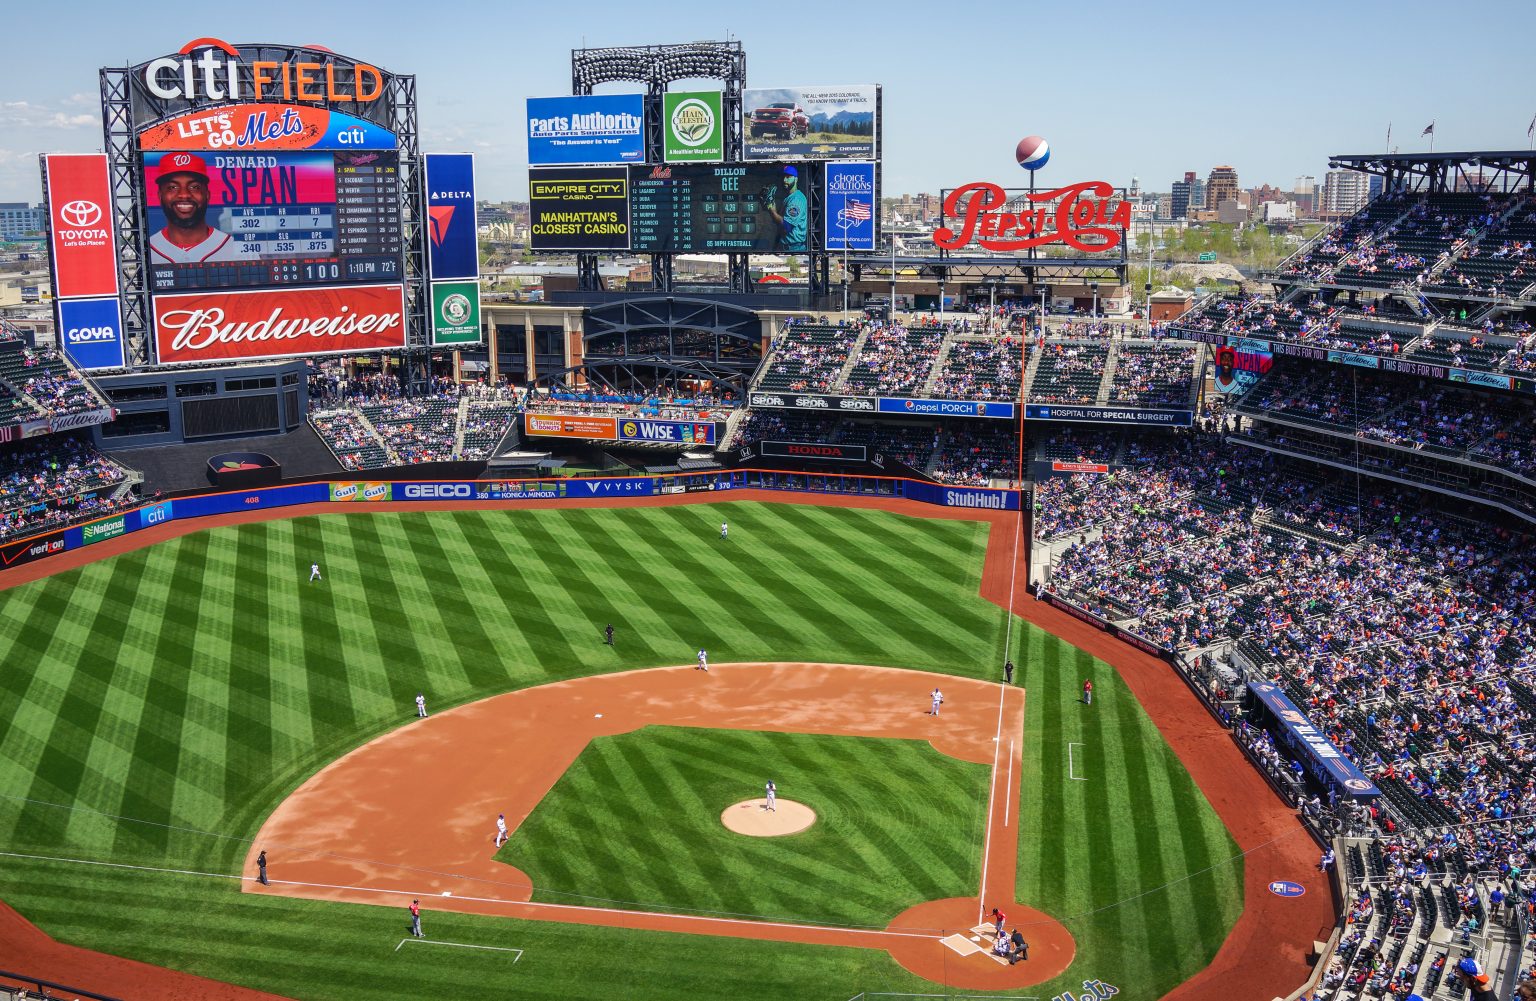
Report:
933,180,1131,253
131,39,395,128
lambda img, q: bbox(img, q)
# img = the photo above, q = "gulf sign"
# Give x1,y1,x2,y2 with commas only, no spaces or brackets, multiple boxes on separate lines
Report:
45,154,120,299
153,284,406,365
329,482,391,502
138,104,396,152
934,181,1131,253
58,297,126,370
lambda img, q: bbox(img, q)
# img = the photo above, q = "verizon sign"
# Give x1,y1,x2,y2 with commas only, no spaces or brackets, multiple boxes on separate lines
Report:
153,284,406,364
45,154,120,299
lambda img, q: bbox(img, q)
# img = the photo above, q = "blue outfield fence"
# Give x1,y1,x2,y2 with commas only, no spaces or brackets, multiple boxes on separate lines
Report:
8,469,1019,575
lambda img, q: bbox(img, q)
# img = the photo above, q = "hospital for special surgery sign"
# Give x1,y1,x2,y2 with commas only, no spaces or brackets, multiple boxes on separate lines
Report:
933,181,1131,253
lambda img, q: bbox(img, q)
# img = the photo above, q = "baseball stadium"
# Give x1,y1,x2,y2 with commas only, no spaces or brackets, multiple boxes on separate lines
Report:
1,33,1534,1001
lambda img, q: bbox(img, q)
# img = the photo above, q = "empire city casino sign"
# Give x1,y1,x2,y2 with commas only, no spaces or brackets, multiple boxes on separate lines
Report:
933,180,1131,253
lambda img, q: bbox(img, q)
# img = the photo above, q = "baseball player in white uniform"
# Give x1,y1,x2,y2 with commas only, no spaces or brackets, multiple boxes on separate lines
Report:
415,692,427,718
494,813,508,847
764,780,776,812
309,563,322,582
929,688,944,716
150,152,244,264
720,521,728,540
697,649,709,671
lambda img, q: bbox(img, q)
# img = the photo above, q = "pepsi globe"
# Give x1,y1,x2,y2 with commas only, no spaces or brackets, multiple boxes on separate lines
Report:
1016,136,1050,171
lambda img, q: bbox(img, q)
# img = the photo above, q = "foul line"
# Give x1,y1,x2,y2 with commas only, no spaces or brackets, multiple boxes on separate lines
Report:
1068,742,1086,781
977,684,1009,924
1004,739,1014,828
395,938,522,961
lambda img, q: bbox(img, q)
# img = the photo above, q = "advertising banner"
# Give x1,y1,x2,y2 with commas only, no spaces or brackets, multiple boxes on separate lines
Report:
1213,337,1273,394
1247,682,1381,800
748,391,876,413
1327,350,1380,369
1024,404,1192,427
526,94,645,166
477,481,567,500
524,413,618,439
80,513,130,547
528,167,631,251
630,162,813,253
424,153,478,280
143,149,402,293
743,85,877,161
761,440,867,462
1449,369,1513,390
662,91,724,163
825,162,876,252
879,397,1017,420
1052,461,1109,473
137,500,174,530
563,478,655,498
395,482,475,501
57,296,126,370
615,418,716,446
903,481,1019,511
430,281,481,346
45,154,120,300
137,105,397,152
0,530,66,570
329,482,392,502
152,283,406,364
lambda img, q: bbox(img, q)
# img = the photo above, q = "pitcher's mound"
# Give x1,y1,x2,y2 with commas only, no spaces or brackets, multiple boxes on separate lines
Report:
721,799,816,836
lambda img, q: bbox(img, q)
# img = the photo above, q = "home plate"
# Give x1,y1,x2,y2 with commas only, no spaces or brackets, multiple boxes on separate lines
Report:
942,933,984,957
595,714,603,718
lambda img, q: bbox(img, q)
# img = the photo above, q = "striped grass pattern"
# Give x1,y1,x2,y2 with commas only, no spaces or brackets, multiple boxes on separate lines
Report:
0,502,1240,1000
500,726,989,927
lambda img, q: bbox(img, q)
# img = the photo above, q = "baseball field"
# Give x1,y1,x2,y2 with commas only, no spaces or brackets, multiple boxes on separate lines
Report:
0,495,1306,1000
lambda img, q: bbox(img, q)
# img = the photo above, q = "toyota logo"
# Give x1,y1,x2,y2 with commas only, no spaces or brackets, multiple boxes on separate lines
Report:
60,200,102,227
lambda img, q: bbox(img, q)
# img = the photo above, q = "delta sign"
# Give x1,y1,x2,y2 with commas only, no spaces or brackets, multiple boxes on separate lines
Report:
933,180,1130,254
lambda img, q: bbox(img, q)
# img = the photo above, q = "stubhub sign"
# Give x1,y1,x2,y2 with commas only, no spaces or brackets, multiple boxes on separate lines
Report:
58,297,125,370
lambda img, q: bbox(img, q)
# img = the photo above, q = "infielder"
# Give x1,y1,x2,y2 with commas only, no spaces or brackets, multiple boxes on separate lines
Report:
929,687,944,716
415,692,427,718
697,649,709,672
309,563,322,582
494,813,508,848
764,780,776,812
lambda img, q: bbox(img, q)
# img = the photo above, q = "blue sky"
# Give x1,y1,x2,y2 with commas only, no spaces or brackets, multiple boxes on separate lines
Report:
2,0,1533,203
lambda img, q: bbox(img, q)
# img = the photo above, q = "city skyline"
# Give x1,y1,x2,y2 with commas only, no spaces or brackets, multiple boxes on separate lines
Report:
1,0,1534,206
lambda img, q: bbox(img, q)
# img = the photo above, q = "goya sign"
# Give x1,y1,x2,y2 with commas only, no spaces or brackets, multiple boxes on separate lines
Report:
934,180,1130,253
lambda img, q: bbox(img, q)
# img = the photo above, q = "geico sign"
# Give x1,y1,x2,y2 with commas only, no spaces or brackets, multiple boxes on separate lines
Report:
404,483,472,499
143,38,384,105
66,326,117,343
934,180,1131,253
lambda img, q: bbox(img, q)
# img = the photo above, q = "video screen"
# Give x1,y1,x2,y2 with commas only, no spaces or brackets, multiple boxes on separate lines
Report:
143,149,403,291
629,162,816,253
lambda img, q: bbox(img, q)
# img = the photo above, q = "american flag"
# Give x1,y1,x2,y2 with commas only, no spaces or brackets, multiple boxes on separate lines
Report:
842,199,872,222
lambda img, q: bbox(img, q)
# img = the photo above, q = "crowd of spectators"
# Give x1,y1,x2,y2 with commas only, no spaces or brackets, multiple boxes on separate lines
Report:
930,337,1022,402
0,436,132,542
1026,342,1110,404
759,320,861,394
842,321,947,396
1108,344,1199,406
930,425,1018,486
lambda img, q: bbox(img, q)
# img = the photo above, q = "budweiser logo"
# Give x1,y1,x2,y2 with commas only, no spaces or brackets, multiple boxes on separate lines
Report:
160,303,402,352
933,180,1130,253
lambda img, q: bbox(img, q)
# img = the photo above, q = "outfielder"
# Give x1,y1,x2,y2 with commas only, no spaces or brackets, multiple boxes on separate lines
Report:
720,521,728,541
415,692,427,718
309,563,322,582
697,649,709,672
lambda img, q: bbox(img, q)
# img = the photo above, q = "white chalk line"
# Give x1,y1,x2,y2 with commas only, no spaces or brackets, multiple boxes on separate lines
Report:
395,938,522,960
0,850,937,941
1068,742,1087,781
977,684,1008,924
1004,739,1014,828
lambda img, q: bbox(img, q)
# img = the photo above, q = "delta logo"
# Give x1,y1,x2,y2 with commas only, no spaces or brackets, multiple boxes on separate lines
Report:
428,205,455,247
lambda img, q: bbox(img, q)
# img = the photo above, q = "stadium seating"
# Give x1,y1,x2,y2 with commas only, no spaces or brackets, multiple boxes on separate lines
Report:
1026,342,1109,404
758,322,860,393
0,436,133,542
841,321,947,397
930,337,1023,402
1107,343,1200,406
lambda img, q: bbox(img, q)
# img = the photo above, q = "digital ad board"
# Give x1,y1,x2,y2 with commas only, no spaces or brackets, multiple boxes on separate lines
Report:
630,162,813,253
152,283,406,365
137,104,397,153
143,149,402,292
662,91,724,163
425,153,478,281
528,167,630,251
527,94,645,165
44,153,120,300
430,281,481,346
825,162,876,252
57,296,126,370
743,85,877,161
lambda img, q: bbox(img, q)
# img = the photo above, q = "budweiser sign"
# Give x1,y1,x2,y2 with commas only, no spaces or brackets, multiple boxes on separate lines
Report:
933,180,1130,253
153,285,406,364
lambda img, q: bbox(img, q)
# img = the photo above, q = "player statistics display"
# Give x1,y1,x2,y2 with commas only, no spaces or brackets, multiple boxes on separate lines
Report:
629,162,814,253
143,149,402,291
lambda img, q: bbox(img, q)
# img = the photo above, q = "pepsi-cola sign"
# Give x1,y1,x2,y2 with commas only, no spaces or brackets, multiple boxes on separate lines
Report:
934,180,1130,253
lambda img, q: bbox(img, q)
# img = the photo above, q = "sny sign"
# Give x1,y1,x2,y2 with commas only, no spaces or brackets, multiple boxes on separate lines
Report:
933,181,1130,253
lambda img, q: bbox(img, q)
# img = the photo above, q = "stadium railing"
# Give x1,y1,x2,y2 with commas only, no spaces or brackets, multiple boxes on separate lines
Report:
0,968,125,1001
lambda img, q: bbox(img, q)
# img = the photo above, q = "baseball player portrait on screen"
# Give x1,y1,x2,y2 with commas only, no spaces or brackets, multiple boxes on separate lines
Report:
149,152,244,264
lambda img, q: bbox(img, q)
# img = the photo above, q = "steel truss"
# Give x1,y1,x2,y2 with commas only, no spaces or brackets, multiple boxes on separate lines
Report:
1327,150,1536,196
531,357,749,400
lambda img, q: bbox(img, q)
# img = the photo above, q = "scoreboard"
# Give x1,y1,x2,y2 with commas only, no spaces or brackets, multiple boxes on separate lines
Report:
629,163,810,253
144,150,402,292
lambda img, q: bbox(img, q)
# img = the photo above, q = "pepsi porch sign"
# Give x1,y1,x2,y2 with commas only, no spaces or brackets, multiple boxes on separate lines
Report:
58,297,126,370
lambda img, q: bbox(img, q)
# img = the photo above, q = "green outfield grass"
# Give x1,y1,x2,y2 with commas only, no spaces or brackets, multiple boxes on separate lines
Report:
0,502,1241,999
499,726,989,926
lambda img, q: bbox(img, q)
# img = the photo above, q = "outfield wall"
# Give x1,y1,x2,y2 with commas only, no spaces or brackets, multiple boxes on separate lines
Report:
0,470,1019,574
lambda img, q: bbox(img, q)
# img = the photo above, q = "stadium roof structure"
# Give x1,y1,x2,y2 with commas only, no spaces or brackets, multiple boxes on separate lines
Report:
1327,150,1536,192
